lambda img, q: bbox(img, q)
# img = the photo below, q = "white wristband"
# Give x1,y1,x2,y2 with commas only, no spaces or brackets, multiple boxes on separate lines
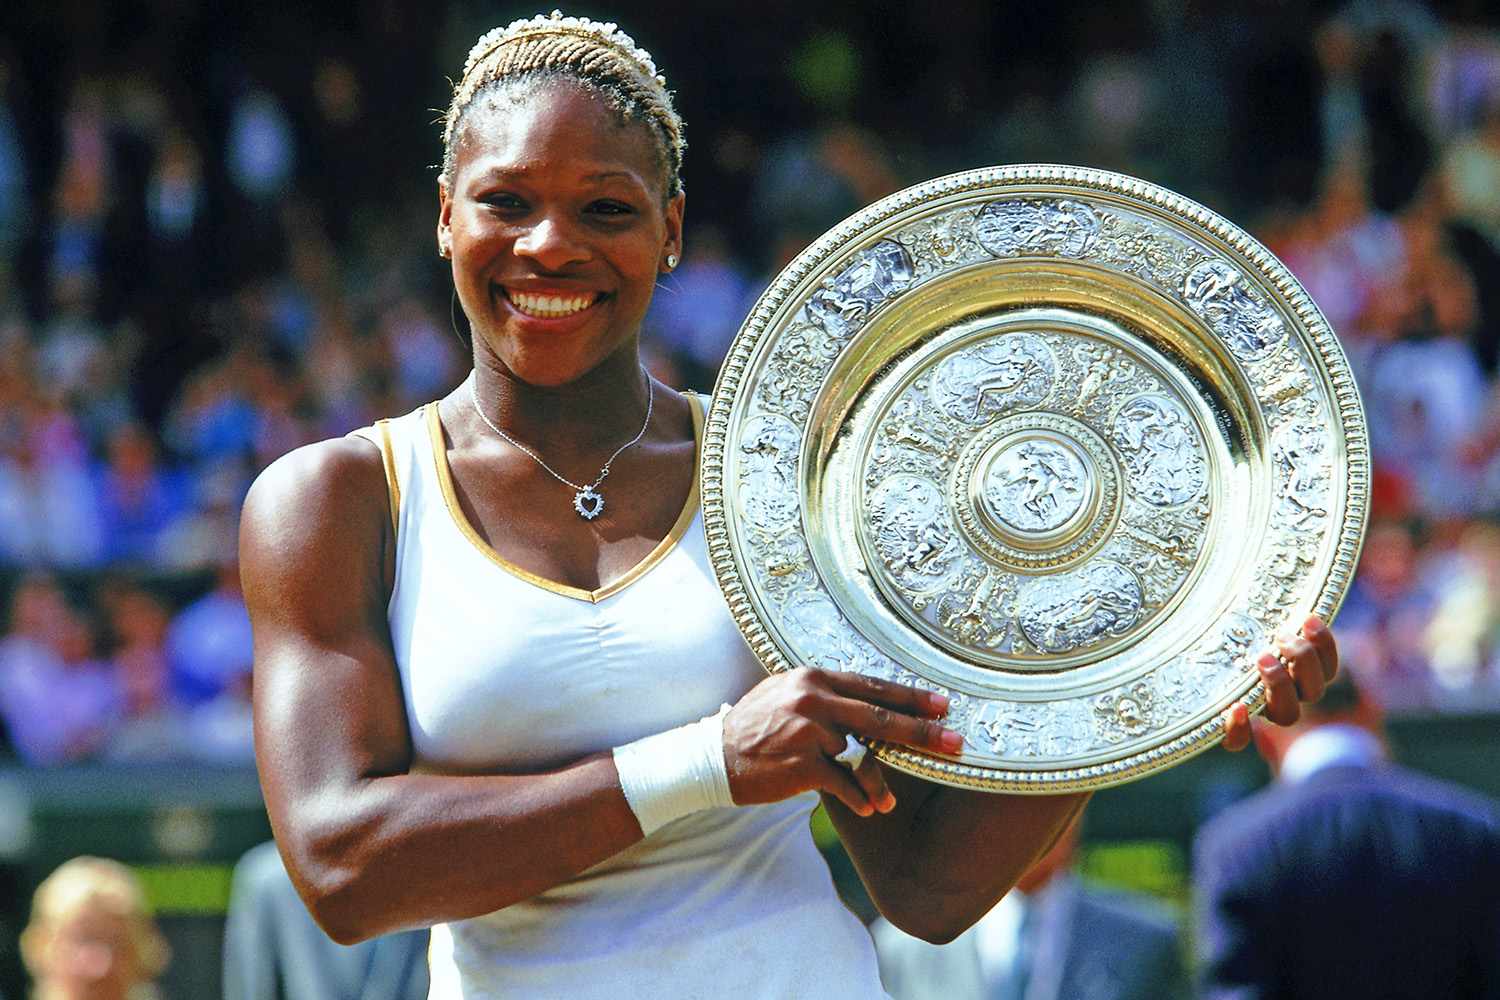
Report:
612,703,735,837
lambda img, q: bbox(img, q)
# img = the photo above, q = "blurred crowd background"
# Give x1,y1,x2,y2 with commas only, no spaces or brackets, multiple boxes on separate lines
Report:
2,0,1500,995
5,0,1500,772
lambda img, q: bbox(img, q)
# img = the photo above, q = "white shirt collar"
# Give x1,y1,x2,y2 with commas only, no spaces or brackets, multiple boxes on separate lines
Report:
1279,723,1385,785
972,875,1074,987
973,886,1027,986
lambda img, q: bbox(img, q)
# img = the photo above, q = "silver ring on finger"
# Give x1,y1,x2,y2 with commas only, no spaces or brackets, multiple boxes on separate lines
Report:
832,733,867,771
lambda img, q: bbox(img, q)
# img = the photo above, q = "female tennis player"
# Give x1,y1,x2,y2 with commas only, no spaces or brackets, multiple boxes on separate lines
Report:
242,13,1340,997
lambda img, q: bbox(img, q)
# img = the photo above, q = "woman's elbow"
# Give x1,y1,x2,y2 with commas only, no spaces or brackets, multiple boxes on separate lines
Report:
302,873,380,946
281,821,388,945
871,889,983,945
882,909,971,946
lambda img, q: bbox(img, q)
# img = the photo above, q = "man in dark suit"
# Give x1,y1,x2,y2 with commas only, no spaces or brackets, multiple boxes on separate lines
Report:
1193,669,1500,999
871,812,1188,1000
223,841,429,1000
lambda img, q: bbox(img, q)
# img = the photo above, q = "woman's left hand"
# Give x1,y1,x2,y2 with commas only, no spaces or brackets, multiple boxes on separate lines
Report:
1220,613,1340,752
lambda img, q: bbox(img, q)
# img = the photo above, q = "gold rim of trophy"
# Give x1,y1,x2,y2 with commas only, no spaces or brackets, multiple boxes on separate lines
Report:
702,164,1370,792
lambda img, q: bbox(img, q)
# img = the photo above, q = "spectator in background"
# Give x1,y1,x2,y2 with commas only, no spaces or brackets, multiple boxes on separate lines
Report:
1271,160,1405,363
1419,519,1500,700
0,356,106,569
642,224,754,392
20,856,170,1000
223,83,296,285
97,581,185,762
46,81,115,303
1335,519,1438,704
1193,668,1500,999
379,295,461,412
142,127,211,298
0,575,120,765
164,558,255,762
224,840,429,1000
164,557,250,706
872,810,1188,1000
94,424,185,567
225,86,295,207
1360,204,1488,517
163,348,262,469
157,458,245,573
37,274,108,406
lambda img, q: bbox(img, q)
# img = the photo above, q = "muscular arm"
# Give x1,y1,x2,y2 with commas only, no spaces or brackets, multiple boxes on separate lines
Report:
825,775,1088,943
243,439,644,944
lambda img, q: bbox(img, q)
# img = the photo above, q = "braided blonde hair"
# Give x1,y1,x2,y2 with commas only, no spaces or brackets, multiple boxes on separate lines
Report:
440,10,685,198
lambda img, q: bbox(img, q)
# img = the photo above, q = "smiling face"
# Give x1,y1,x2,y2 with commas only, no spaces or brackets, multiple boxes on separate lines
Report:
439,78,684,387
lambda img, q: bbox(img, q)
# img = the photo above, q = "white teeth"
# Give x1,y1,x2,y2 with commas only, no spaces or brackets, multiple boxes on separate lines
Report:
506,290,598,318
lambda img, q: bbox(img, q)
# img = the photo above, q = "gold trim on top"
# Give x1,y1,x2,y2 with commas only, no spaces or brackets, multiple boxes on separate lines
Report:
427,391,703,604
376,419,401,540
350,423,402,540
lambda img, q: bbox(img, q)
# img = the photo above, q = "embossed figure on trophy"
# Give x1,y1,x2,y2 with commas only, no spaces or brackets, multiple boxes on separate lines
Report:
1019,562,1144,653
935,334,1055,423
812,285,873,328
1028,588,1135,653
1123,522,1195,568
1059,587,1137,641
1094,683,1155,740
739,415,802,530
1114,395,1205,507
1003,445,1070,522
808,240,914,334
975,199,1102,258
1182,258,1287,359
1271,425,1330,528
970,353,1043,419
783,593,873,672
938,569,1016,649
881,407,948,457
1072,345,1134,412
898,522,947,572
870,475,958,585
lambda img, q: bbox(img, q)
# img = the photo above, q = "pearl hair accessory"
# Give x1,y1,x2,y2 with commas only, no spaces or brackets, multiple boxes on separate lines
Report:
460,10,668,90
440,9,686,198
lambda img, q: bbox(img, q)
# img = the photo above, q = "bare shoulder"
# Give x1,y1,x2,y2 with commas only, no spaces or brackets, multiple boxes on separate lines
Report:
240,436,389,629
244,435,384,526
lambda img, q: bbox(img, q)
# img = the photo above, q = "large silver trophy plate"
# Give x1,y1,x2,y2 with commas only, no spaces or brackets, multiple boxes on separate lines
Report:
702,166,1368,792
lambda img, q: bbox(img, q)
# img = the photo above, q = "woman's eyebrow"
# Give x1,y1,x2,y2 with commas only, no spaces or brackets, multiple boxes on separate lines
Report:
582,170,644,184
468,166,642,185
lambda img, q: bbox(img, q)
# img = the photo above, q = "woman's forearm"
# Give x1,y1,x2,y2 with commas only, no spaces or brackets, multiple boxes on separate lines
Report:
277,754,642,944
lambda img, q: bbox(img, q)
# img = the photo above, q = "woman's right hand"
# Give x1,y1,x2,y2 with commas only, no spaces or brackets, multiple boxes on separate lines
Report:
722,669,961,818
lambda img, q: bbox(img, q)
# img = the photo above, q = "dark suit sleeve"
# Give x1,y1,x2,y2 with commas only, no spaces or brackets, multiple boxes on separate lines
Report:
1193,828,1274,1000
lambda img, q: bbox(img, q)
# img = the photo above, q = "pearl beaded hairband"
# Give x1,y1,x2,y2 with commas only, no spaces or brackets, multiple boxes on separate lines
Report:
460,9,668,88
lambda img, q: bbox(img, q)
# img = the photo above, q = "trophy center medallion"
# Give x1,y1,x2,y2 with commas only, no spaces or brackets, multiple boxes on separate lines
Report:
978,433,1094,543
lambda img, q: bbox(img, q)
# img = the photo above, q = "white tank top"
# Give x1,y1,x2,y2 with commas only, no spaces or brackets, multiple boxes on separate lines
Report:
354,391,886,999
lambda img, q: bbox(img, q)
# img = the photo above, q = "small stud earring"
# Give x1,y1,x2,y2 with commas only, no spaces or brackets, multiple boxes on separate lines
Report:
665,253,679,269
439,244,451,259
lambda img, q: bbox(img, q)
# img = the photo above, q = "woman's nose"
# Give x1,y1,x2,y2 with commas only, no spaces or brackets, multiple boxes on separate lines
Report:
513,215,589,270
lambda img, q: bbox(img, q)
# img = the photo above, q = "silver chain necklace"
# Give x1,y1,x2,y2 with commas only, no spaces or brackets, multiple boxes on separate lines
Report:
467,371,654,521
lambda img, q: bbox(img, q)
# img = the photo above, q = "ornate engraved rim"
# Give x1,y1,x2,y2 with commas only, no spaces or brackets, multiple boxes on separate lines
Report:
701,164,1370,793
